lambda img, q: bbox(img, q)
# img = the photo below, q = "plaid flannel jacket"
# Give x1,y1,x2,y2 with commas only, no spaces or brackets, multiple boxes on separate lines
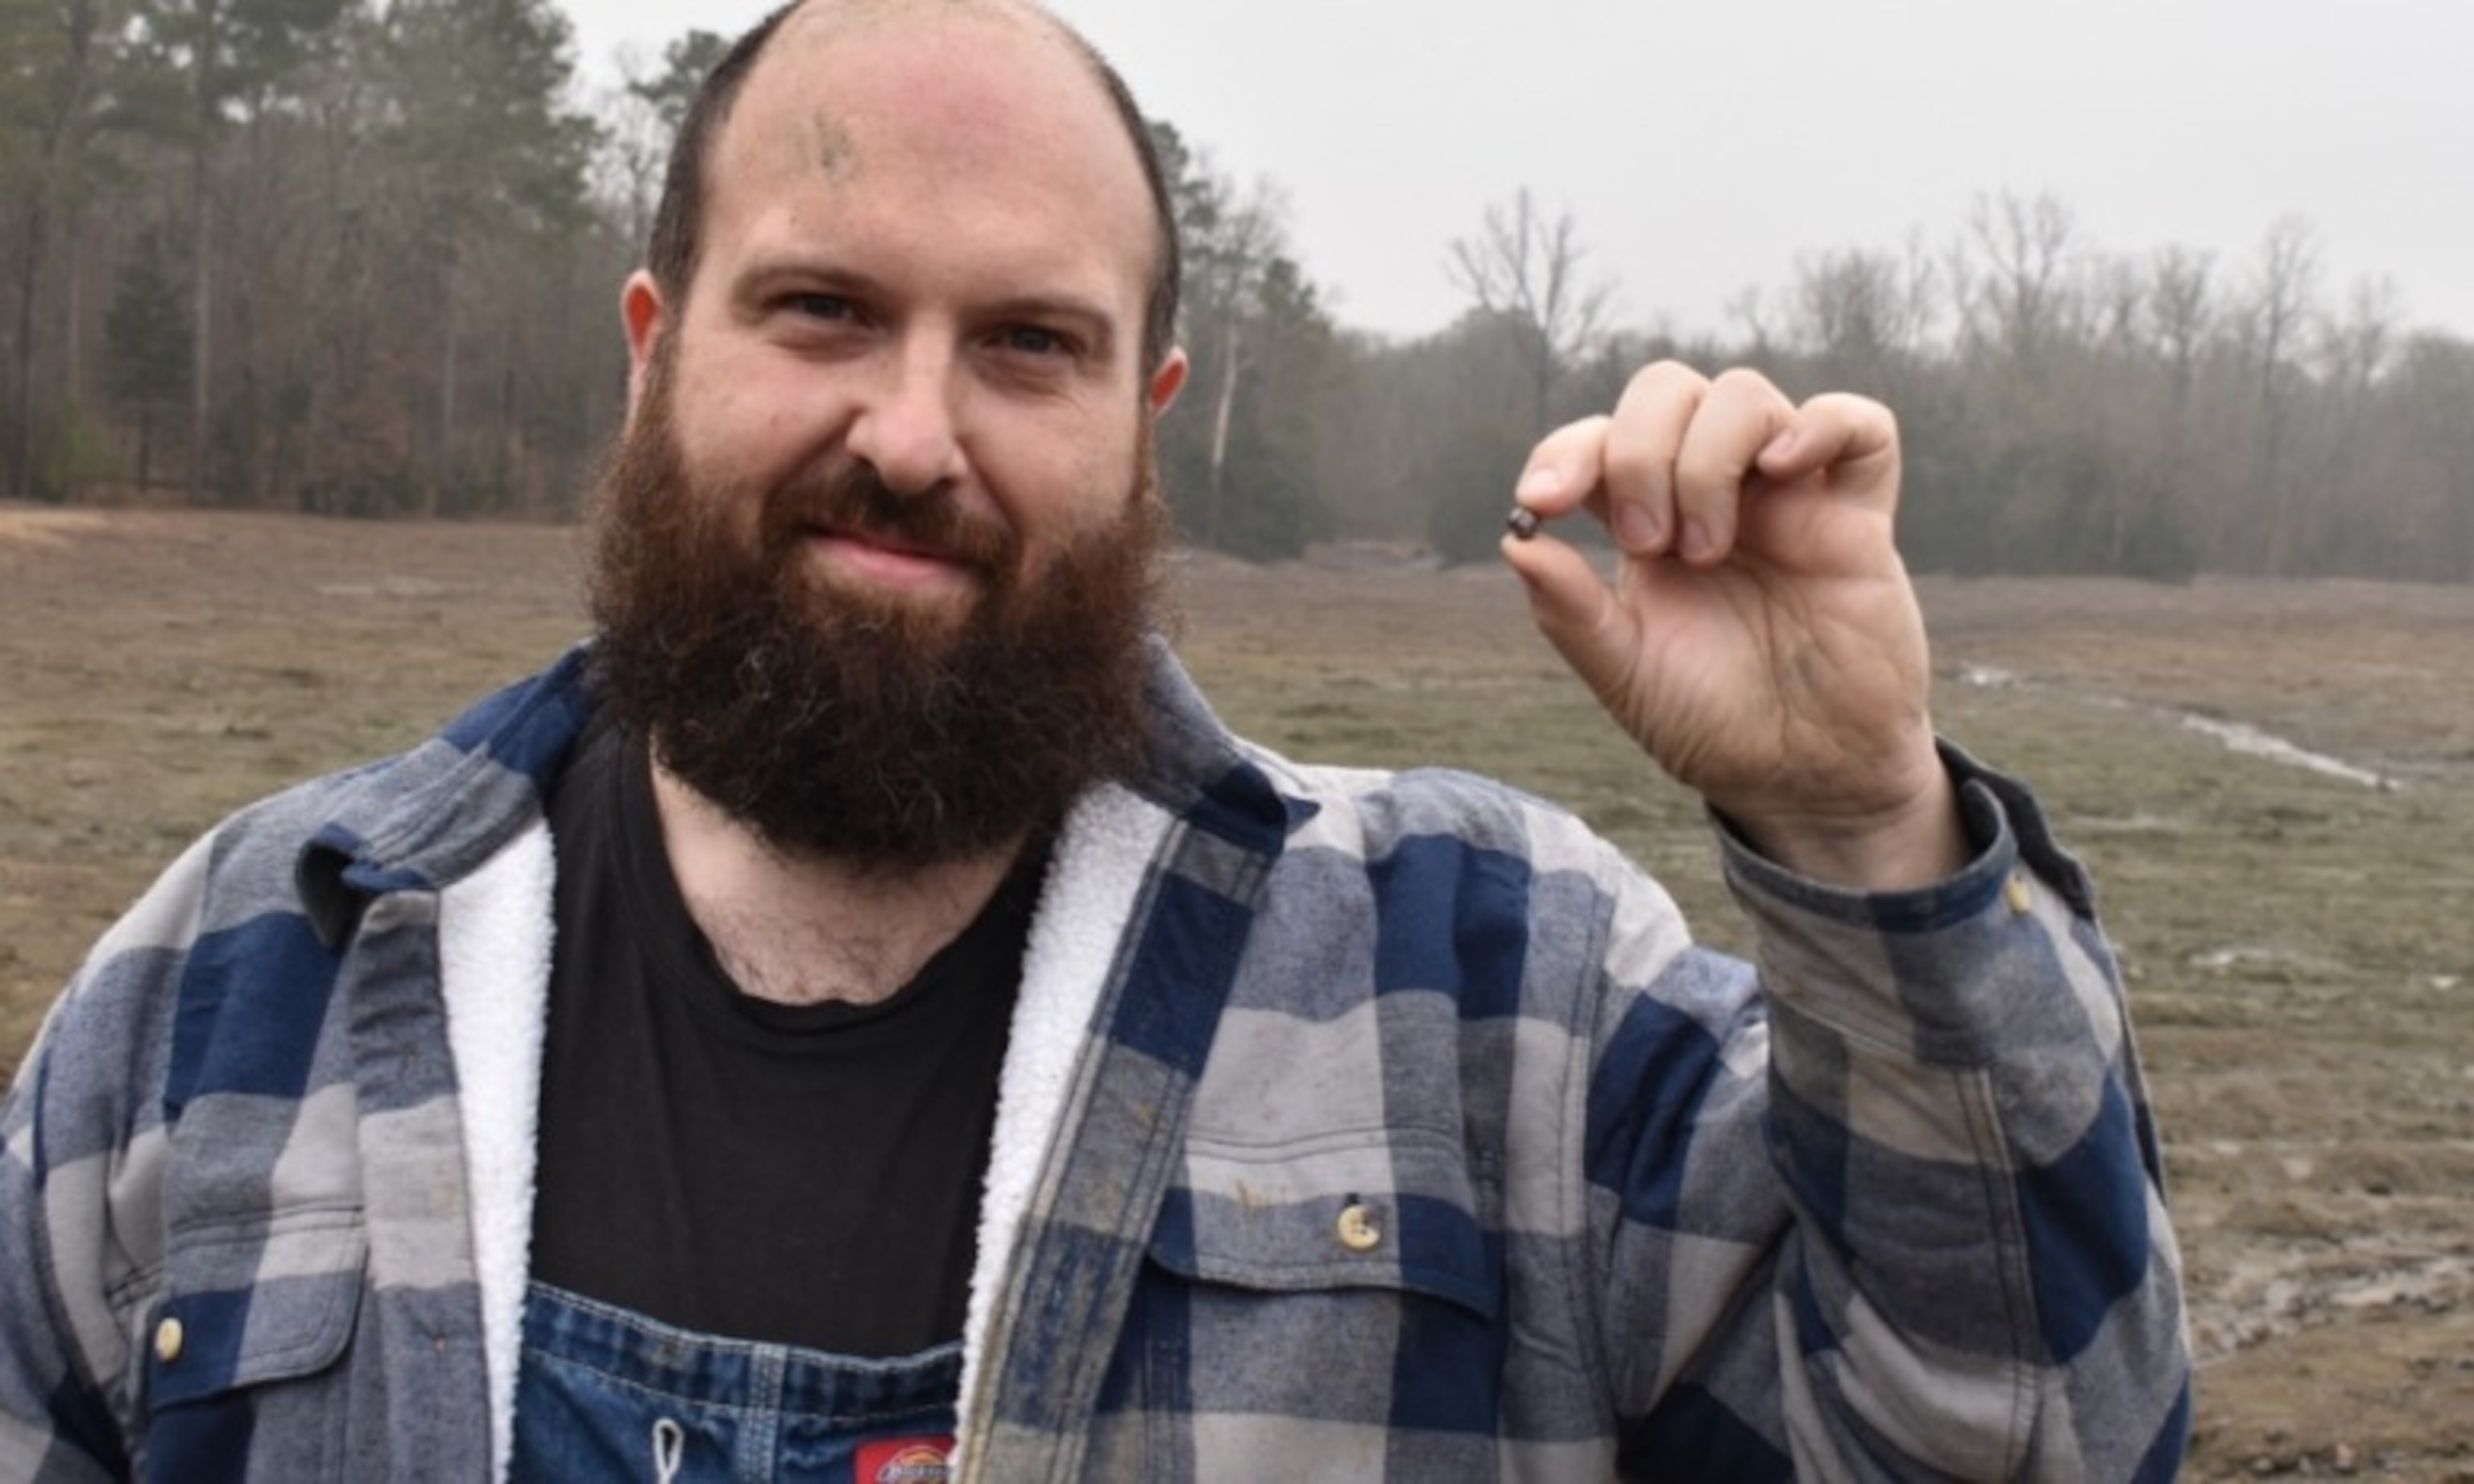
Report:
1,643,2190,1482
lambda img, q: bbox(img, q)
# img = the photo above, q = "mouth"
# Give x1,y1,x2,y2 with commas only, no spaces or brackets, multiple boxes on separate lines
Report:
801,521,985,593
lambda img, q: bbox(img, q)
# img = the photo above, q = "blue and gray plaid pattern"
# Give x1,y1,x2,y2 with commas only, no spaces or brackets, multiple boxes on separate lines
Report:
2,643,2189,1481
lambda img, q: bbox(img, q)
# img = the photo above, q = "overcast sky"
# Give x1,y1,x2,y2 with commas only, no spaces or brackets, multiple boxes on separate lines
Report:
562,0,2474,345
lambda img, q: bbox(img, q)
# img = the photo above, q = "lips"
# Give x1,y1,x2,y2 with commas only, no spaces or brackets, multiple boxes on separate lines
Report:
802,520,990,591
814,519,942,559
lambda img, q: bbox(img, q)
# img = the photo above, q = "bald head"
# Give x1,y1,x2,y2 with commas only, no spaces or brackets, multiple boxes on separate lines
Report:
642,0,1182,374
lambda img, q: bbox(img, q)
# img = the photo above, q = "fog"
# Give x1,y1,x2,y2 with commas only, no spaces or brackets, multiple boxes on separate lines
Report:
565,0,2474,341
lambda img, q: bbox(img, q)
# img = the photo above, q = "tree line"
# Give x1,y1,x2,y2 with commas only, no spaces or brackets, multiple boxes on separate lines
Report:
3,0,675,519
1175,171,2474,583
7,3,2471,581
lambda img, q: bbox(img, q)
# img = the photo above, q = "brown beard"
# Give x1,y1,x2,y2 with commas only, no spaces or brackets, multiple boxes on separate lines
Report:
586,372,1167,870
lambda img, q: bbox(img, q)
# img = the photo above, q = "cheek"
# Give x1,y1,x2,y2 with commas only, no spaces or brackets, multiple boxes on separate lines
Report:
665,337,838,498
996,409,1146,537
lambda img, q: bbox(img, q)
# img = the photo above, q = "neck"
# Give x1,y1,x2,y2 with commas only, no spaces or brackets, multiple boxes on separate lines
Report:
648,760,1031,1007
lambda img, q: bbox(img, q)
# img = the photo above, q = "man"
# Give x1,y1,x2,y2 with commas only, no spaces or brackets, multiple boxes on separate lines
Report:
0,0,2190,1478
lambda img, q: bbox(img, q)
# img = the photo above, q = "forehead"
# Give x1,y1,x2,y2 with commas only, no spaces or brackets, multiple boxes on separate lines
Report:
699,5,1157,304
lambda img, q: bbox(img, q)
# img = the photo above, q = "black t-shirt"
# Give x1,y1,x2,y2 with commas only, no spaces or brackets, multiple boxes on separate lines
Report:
528,717,1037,1358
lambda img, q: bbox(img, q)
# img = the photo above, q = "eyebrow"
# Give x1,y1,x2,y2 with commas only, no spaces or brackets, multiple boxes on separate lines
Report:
729,258,883,308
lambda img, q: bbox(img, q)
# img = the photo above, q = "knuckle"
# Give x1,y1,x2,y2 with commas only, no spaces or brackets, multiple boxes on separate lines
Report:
1710,366,1777,399
1624,359,1707,401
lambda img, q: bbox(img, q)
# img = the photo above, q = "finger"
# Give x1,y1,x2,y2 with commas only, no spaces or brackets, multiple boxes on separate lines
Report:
1599,362,1710,557
1756,391,1901,515
1500,523,1636,702
1672,368,1798,566
1512,415,1613,521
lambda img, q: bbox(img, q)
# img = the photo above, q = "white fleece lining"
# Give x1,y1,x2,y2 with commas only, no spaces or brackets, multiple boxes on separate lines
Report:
952,783,1177,1471
436,821,556,1484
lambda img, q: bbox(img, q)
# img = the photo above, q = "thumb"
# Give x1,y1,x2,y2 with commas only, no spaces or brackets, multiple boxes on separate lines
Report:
1500,531,1636,703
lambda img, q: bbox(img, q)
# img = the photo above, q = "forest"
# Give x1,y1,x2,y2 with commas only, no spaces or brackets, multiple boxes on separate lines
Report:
6,0,2472,581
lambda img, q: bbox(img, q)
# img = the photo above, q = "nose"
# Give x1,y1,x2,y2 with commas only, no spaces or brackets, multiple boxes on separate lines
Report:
844,337,965,498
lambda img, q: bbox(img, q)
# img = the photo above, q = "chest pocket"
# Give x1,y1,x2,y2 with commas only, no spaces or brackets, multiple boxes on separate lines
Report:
1127,1127,1502,1430
140,1210,366,1478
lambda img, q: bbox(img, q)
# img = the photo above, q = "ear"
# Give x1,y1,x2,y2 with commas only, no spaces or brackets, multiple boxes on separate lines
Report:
1146,346,1189,416
621,271,668,424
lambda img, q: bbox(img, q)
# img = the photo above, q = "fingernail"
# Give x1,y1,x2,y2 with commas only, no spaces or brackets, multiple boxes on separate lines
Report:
1761,428,1798,462
1680,519,1715,562
1616,505,1661,552
1516,465,1561,499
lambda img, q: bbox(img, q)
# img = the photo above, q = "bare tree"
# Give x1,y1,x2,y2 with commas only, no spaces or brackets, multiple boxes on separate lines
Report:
2318,275,2400,398
2124,246,2215,569
1189,179,1285,537
1787,235,1939,391
3,0,159,498
1958,190,2079,368
2247,214,2322,573
1144,122,1336,557
1723,283,1778,358
596,30,726,253
2388,334,2474,581
1446,188,1615,436
2147,246,2214,408
1150,122,1315,550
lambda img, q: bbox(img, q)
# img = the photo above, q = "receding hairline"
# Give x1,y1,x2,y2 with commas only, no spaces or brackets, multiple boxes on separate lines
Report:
771,0,1077,46
755,0,1122,123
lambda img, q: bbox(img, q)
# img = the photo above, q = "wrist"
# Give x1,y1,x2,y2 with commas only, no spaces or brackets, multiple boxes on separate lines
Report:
1725,769,1967,891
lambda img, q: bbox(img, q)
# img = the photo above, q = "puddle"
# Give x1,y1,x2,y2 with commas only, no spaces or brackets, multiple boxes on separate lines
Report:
2194,1239,2473,1362
2178,715,2391,790
1952,661,2397,792
2186,944,2350,980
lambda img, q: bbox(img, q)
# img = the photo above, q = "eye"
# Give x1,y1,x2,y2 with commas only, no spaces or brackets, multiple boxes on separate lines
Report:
784,292,858,323
996,323,1074,358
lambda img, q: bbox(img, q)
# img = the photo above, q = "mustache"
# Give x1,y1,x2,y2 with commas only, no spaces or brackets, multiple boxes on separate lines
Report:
762,461,1018,577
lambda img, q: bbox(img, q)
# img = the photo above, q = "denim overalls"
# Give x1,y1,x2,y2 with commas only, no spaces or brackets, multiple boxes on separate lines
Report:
512,1283,962,1482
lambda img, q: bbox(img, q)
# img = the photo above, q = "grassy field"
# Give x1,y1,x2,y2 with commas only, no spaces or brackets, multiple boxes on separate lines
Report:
5,506,2472,1477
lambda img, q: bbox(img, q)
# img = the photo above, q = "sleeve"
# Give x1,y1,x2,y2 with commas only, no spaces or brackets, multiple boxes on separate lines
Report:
1587,747,2191,1482
2,996,140,1483
2,833,221,1484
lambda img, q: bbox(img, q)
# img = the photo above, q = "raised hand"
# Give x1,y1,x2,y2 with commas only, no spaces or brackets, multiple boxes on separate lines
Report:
1500,362,1964,889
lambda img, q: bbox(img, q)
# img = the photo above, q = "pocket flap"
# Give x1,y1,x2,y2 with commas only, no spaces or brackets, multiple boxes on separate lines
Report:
149,1212,366,1408
1151,1128,1499,1319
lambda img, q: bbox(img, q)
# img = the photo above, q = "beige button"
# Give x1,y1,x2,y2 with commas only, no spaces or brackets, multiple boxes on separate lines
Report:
154,1317,184,1365
2004,873,2033,916
1336,1202,1383,1252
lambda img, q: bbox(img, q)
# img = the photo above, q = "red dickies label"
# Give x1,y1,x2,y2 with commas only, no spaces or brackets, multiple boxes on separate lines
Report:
854,1436,954,1484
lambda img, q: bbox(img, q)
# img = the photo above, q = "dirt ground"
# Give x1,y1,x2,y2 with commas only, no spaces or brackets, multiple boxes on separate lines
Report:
4,506,2471,1477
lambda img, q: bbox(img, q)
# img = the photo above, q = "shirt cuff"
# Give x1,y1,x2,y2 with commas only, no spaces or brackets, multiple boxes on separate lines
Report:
1712,738,2100,934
